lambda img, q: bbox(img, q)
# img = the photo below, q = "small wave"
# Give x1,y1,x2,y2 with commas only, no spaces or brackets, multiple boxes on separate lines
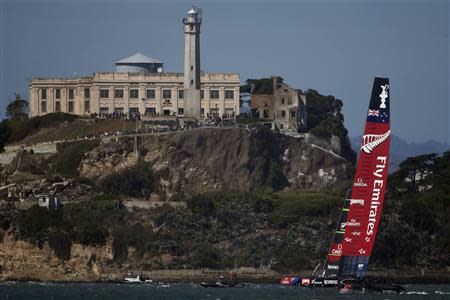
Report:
406,291,428,295
435,291,450,295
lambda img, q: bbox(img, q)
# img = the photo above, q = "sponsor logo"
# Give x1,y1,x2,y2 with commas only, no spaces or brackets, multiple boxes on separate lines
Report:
350,198,365,205
353,178,368,187
324,280,339,285
379,84,389,108
347,218,360,227
361,130,390,154
339,222,346,230
366,156,387,235
330,243,342,256
327,265,339,270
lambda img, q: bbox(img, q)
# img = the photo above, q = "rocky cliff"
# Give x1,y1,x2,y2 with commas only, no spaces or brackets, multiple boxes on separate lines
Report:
79,128,352,197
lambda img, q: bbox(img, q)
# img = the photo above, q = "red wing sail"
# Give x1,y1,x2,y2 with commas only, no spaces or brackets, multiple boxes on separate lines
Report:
340,77,391,277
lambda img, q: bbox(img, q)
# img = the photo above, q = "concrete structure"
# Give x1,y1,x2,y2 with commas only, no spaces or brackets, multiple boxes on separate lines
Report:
251,77,307,134
115,52,163,73
29,72,240,118
183,6,202,118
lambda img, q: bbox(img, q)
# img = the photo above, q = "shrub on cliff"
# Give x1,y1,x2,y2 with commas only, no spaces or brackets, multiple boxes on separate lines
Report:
48,229,72,261
18,205,63,245
55,139,99,177
270,192,341,227
191,243,220,268
100,161,156,197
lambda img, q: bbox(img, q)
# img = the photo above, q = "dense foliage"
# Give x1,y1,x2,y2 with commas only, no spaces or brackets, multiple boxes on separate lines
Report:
2,112,79,145
372,151,450,269
303,89,356,163
6,94,28,120
100,161,156,197
55,140,99,177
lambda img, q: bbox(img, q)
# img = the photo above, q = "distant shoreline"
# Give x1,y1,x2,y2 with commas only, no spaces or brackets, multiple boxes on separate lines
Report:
2,269,449,284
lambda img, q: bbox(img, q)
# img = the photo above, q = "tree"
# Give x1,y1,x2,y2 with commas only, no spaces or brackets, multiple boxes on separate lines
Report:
0,120,11,152
6,94,28,120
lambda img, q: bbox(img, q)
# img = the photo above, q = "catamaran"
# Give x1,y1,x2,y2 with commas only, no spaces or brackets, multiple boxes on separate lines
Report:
306,77,404,293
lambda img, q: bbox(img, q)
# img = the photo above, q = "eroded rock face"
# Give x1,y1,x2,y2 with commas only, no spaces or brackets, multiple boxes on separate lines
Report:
0,233,113,281
78,128,353,197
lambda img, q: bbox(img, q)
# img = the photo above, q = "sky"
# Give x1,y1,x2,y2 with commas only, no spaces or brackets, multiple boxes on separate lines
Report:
1,0,449,144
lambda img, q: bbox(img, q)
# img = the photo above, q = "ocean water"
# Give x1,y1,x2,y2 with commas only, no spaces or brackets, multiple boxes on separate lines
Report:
1,282,449,300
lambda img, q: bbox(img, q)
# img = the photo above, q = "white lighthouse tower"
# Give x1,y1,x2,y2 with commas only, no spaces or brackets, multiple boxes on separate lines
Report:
183,6,202,119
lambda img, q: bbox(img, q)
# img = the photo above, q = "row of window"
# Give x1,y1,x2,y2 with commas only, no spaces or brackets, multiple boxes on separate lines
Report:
41,99,236,116
98,107,235,116
41,88,235,100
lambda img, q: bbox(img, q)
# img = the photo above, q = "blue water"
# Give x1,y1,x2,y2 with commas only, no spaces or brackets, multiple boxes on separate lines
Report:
1,282,450,300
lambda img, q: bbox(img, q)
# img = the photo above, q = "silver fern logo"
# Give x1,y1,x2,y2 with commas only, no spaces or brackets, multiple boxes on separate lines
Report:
360,130,390,154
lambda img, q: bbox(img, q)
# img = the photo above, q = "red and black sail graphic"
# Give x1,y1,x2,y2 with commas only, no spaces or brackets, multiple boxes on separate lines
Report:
339,77,391,277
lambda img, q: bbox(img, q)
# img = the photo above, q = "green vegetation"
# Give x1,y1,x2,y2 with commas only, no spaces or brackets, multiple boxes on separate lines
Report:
304,89,356,163
100,161,156,197
240,77,283,94
372,151,450,269
3,113,79,144
54,140,99,177
6,94,28,120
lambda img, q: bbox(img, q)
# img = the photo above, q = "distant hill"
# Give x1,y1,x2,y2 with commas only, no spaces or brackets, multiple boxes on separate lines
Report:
351,135,449,171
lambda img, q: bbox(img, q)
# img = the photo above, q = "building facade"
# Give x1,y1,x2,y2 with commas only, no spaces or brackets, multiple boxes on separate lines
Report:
250,77,307,133
29,71,240,118
29,7,240,119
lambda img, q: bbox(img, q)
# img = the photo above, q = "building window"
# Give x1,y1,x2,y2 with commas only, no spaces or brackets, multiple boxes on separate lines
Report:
84,88,90,98
68,101,74,113
130,89,139,99
190,65,193,71
281,110,286,118
210,90,219,99
200,90,204,99
41,101,47,113
190,80,193,86
146,89,155,99
115,89,124,99
100,89,109,98
263,109,269,119
163,109,171,115
201,108,205,116
225,90,234,100
145,107,156,115
291,110,296,117
281,98,285,105
129,107,139,114
84,100,90,112
162,89,171,99
41,89,47,100
178,89,184,99
210,108,219,116
55,89,61,99
68,89,74,99
280,124,284,129
55,101,61,112
178,107,184,115
100,107,109,114
225,108,234,118
115,107,124,114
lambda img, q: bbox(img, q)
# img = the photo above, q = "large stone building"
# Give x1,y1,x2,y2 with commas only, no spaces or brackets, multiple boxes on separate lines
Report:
250,77,307,133
29,7,240,119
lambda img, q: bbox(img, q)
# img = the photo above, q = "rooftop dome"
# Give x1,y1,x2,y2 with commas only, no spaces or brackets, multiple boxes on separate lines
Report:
115,52,163,73
116,52,162,64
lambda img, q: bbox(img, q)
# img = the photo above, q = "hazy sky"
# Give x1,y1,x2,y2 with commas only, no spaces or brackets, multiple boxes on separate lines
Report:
1,0,449,143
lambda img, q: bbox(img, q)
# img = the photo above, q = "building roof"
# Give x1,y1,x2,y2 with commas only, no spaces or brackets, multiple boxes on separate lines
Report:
116,52,162,64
